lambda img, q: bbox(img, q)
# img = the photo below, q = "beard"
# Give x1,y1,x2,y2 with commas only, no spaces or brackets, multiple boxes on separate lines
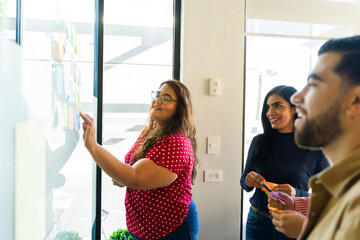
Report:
294,99,342,150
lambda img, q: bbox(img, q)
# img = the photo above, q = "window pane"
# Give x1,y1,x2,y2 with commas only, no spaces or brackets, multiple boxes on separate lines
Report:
0,0,16,40
101,0,174,239
242,35,326,238
242,1,360,238
246,0,360,38
21,0,95,239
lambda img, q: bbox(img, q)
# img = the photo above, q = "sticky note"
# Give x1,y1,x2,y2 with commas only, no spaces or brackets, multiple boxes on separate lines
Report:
268,207,283,214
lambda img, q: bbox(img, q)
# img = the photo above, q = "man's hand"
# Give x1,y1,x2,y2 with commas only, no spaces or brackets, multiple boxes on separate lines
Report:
271,210,306,238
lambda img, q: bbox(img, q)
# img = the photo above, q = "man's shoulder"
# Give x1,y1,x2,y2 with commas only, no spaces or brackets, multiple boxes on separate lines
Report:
344,177,360,201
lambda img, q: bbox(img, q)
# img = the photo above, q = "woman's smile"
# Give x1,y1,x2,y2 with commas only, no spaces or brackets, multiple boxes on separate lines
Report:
266,94,296,133
153,104,162,110
150,84,178,125
269,117,280,124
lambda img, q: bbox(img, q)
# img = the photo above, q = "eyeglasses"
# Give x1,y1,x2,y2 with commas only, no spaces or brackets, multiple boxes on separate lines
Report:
151,91,177,104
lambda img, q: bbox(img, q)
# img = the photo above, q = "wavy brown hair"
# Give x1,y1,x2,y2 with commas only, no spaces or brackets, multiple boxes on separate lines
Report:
133,80,199,184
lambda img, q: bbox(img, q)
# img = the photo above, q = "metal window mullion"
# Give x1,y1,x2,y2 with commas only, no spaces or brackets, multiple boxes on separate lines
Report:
15,0,22,44
93,0,104,239
173,0,181,81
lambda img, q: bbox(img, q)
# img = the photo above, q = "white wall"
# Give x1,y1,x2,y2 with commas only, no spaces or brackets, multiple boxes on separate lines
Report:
181,0,246,239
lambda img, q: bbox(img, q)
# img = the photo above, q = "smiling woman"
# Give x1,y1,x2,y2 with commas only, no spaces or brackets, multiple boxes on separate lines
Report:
81,80,199,240
240,85,330,240
266,94,296,133
150,84,178,125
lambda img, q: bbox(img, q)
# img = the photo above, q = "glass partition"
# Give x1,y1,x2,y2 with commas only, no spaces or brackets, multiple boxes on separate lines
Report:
101,0,174,239
17,0,96,239
0,0,16,40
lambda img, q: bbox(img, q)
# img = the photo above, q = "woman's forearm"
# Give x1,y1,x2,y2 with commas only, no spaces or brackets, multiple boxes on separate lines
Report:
88,144,137,187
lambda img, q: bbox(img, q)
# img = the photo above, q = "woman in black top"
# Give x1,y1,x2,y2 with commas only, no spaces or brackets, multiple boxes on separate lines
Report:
240,85,330,240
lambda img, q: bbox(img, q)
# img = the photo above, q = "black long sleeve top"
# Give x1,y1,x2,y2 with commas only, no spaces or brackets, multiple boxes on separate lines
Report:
240,132,331,213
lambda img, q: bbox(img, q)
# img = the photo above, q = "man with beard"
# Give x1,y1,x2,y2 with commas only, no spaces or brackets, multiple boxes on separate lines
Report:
267,35,360,240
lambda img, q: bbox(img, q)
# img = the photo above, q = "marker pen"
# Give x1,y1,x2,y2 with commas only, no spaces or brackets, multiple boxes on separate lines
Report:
260,181,287,205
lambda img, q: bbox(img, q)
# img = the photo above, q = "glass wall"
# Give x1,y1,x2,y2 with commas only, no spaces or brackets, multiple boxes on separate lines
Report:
242,0,360,238
1,0,177,239
101,0,174,239
18,0,95,239
0,0,16,40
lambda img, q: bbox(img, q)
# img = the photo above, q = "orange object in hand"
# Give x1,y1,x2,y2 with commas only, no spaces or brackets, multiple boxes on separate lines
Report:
268,206,283,214
260,181,278,193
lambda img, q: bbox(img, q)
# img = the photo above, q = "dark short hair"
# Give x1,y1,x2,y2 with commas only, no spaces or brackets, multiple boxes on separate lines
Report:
319,36,360,88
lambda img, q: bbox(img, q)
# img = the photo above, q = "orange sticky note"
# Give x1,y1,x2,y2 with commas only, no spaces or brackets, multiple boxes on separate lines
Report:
260,181,278,194
269,207,283,214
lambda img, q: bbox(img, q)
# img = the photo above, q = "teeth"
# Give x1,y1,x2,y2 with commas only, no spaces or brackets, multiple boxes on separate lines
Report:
298,112,305,118
153,105,161,110
270,118,279,122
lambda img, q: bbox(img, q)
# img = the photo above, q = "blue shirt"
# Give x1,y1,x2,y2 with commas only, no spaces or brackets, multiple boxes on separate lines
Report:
240,132,330,213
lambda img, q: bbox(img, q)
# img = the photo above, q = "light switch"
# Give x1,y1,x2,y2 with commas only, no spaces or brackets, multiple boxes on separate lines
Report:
209,78,221,96
207,136,220,154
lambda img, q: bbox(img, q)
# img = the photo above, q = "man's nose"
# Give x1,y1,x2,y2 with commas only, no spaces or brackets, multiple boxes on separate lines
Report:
291,91,303,105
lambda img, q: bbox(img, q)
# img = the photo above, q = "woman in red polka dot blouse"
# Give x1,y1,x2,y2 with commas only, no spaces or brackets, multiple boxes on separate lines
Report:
80,80,199,240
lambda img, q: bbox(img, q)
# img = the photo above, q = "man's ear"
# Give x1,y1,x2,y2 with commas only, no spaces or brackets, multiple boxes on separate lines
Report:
345,86,360,118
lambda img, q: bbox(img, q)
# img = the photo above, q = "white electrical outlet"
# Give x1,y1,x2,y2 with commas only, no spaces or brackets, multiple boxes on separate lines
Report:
204,169,223,183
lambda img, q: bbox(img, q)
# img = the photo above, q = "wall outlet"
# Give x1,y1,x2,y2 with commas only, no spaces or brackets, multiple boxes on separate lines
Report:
204,169,223,183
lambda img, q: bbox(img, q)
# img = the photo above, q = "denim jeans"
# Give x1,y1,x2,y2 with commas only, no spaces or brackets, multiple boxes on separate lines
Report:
130,199,199,240
246,206,295,240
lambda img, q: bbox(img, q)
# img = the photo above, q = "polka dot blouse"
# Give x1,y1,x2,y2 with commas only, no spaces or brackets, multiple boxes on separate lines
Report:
124,131,194,240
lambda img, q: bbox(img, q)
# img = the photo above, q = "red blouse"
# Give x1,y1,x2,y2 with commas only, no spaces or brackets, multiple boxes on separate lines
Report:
124,132,194,240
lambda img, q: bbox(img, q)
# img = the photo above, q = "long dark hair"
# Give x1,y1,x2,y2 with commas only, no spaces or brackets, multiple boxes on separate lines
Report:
133,80,199,184
252,85,297,169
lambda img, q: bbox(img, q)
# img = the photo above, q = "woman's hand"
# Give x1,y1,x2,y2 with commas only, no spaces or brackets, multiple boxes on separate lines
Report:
268,191,294,210
112,179,125,188
271,210,306,239
245,171,265,188
274,184,296,197
80,112,98,152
